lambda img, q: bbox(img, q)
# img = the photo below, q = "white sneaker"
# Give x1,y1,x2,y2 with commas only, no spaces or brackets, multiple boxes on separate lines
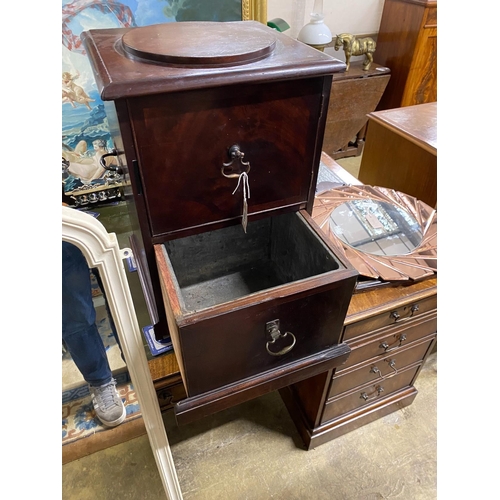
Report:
89,379,126,428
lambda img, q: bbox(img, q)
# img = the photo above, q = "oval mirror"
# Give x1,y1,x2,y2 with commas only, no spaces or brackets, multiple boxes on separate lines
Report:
329,199,423,256
312,184,437,283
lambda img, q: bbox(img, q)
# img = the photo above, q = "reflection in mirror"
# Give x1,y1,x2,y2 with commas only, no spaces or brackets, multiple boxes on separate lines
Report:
312,185,437,283
330,199,423,256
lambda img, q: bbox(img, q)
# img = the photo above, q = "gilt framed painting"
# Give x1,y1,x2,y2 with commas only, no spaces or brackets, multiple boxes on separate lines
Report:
62,0,267,206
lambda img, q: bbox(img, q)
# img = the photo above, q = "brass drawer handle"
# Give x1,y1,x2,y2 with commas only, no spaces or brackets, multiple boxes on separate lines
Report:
360,386,384,402
391,304,419,323
265,319,296,356
221,145,251,178
379,334,407,352
386,359,398,374
370,366,384,380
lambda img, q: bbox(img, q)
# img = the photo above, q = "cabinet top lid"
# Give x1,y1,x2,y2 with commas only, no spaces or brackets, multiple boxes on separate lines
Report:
81,21,345,100
121,22,276,67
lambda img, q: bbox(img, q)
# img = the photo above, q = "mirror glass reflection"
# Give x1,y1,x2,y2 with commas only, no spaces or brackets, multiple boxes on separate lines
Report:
328,199,423,256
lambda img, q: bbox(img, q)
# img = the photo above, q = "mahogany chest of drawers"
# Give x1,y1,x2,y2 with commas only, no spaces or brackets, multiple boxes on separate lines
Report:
280,277,437,449
82,21,358,423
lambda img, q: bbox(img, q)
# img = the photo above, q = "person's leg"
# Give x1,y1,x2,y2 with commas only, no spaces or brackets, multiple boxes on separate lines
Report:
62,241,125,427
92,267,125,363
62,241,112,386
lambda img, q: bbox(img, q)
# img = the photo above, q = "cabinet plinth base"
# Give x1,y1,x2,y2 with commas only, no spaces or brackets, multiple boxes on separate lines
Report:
280,385,417,450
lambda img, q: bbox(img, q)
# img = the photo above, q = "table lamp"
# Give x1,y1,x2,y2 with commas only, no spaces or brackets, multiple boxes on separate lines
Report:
297,0,332,51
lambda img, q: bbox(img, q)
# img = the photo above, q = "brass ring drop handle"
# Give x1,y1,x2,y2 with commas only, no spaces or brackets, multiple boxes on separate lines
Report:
266,331,296,356
379,334,407,352
221,145,251,178
360,386,384,402
265,319,296,356
390,304,419,323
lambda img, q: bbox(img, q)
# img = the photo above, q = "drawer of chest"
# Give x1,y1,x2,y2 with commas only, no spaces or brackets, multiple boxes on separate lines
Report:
322,363,421,424
155,210,357,397
337,310,437,373
328,334,435,399
129,78,326,238
343,294,436,341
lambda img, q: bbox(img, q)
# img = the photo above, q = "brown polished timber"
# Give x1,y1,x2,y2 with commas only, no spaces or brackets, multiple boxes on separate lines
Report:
375,0,437,111
82,22,347,341
82,22,357,425
280,276,437,449
322,60,391,159
358,102,437,207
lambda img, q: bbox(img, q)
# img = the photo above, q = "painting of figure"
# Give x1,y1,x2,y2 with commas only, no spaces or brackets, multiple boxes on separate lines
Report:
62,0,244,205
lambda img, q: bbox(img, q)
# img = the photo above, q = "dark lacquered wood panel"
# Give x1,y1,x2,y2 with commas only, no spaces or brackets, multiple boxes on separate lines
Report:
337,311,436,373
375,0,437,110
128,78,325,237
328,335,434,398
321,363,420,423
81,23,345,100
343,294,437,341
345,277,437,323
175,343,351,425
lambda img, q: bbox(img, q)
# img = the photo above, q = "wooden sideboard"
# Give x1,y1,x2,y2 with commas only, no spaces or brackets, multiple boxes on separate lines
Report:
375,0,437,111
357,102,437,208
280,276,437,449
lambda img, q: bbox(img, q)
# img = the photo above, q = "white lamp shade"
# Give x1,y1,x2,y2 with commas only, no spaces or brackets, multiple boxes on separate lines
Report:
297,14,332,46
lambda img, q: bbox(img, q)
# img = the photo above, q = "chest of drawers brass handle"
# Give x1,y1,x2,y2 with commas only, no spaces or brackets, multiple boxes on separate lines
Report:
386,359,398,374
391,304,419,323
380,334,407,353
370,366,384,379
360,386,384,402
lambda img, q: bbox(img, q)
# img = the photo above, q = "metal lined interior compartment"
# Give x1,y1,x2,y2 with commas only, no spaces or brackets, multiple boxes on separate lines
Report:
162,212,343,313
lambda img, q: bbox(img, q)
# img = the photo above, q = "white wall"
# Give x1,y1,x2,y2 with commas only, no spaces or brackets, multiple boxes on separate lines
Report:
267,0,385,39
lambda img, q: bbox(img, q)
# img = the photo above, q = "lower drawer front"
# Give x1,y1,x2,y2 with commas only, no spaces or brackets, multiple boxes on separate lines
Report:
328,335,434,399
343,295,436,341
177,284,352,396
321,363,420,424
337,311,436,373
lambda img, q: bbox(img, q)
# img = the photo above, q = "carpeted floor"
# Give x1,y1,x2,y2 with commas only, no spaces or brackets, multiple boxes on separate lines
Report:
62,382,142,449
62,286,142,464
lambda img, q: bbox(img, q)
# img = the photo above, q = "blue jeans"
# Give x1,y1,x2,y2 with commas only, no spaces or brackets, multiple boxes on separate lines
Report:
62,241,113,387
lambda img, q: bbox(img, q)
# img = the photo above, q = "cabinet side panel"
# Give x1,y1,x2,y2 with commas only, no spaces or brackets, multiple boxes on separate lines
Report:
375,0,426,110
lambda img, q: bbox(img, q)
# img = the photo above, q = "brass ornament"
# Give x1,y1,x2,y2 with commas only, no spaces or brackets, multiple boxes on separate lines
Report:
334,33,376,71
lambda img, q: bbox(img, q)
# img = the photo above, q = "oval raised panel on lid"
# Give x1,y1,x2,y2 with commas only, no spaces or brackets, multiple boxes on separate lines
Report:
121,22,277,67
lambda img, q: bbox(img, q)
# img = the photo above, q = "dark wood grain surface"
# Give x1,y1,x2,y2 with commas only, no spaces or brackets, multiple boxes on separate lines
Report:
81,22,345,100
374,0,437,110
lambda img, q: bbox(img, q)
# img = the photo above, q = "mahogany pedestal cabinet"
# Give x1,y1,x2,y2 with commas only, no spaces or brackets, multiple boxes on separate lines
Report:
82,22,358,425
280,276,437,449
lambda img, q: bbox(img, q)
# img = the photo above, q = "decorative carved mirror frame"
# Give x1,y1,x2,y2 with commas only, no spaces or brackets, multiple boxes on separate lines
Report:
62,207,183,500
312,185,437,284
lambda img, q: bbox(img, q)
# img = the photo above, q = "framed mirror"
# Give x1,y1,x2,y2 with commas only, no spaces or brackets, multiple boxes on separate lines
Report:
312,184,437,285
